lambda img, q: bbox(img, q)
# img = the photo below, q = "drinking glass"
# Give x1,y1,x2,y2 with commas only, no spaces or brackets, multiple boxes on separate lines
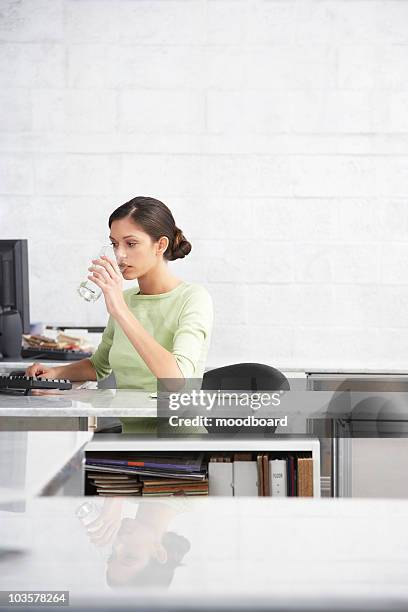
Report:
77,244,122,303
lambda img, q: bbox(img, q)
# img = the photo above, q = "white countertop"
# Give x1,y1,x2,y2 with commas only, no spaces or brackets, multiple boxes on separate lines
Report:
0,389,157,417
1,496,408,609
0,431,92,504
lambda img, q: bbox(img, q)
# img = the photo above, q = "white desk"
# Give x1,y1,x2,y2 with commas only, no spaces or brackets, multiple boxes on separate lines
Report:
0,496,408,609
0,389,157,431
0,389,156,417
0,431,92,505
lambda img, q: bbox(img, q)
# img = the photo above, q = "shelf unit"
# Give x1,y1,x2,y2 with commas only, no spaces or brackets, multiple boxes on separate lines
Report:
85,435,321,497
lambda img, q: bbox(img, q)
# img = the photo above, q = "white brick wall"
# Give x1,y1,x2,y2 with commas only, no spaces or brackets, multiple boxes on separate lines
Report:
1,0,408,371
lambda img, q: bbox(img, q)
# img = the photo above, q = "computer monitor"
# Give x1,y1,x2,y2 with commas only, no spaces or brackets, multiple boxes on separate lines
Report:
0,240,30,358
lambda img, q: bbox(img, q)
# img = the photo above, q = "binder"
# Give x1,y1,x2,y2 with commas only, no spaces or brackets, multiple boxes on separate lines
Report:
287,456,296,496
233,460,258,496
257,454,264,496
269,459,287,497
297,457,313,497
262,454,270,496
208,462,234,496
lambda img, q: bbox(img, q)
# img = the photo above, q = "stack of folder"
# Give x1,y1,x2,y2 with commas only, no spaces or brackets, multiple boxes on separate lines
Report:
86,472,142,496
140,476,209,496
85,453,208,497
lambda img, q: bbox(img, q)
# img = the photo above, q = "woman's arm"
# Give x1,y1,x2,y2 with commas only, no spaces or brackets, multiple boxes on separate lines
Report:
25,358,97,381
53,358,97,381
88,255,184,380
115,309,184,380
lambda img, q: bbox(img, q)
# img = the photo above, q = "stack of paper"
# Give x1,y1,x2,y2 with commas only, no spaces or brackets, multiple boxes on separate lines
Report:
86,472,142,496
85,453,208,497
140,476,209,496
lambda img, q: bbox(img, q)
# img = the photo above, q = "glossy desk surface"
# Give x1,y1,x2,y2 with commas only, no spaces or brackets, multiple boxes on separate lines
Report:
0,496,408,609
0,431,92,503
0,389,157,417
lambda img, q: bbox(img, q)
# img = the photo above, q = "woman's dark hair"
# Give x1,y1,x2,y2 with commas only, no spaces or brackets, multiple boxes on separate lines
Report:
107,531,191,589
108,196,192,261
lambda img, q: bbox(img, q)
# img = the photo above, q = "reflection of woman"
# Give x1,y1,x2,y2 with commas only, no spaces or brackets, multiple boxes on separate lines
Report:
26,196,214,433
85,497,191,589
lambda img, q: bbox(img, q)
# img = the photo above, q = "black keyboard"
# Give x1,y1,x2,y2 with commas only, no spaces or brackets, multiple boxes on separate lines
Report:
0,375,72,394
21,347,92,361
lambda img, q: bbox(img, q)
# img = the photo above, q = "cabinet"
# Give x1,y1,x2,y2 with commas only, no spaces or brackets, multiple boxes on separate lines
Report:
85,435,321,497
307,372,408,497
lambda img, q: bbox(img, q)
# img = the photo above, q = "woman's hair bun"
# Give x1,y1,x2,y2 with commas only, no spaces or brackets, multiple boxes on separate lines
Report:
170,227,192,261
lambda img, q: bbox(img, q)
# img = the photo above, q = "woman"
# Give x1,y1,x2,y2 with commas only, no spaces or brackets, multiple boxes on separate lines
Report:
25,196,214,433
83,496,192,589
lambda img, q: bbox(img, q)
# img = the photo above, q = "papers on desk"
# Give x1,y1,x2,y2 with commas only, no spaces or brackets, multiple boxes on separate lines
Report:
23,332,93,352
75,381,98,390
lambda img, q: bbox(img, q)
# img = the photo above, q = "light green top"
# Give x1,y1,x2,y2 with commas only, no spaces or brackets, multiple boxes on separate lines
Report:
89,281,213,433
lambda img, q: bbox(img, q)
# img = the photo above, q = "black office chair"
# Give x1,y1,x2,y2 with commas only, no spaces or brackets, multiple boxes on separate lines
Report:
201,362,290,435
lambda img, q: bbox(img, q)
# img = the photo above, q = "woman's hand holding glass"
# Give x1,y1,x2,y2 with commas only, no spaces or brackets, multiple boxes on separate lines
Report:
87,254,128,318
85,498,124,547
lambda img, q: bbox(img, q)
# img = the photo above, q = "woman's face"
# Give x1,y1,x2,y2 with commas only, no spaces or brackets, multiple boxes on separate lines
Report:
106,518,165,586
109,218,167,280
